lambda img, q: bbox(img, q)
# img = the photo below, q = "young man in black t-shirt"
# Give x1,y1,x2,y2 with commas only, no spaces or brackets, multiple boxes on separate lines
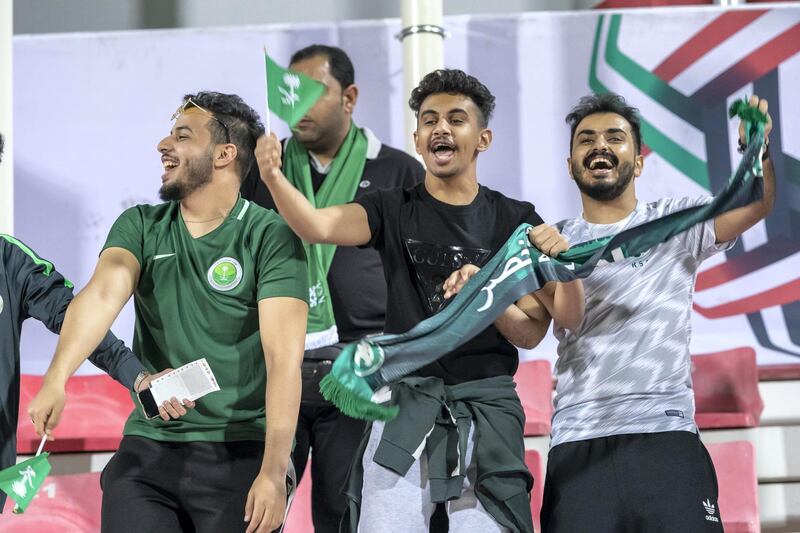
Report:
255,70,584,532
241,45,424,532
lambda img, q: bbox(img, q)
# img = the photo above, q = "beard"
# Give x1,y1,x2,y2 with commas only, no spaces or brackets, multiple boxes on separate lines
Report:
159,149,214,202
291,122,322,146
570,159,635,201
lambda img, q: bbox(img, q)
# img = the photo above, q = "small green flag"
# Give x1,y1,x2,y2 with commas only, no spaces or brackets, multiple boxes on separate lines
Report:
264,52,325,128
0,453,51,513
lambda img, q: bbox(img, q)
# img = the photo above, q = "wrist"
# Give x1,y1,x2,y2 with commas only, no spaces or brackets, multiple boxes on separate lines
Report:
738,138,770,161
133,370,151,393
43,370,69,388
258,467,287,483
259,456,288,480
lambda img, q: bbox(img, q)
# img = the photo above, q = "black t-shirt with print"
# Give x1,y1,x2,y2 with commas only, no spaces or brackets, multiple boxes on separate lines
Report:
355,182,544,384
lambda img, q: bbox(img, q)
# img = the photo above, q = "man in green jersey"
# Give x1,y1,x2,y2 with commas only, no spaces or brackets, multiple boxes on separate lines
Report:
27,93,309,533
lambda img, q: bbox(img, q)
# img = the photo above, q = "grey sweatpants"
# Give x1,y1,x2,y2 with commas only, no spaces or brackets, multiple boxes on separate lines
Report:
357,420,510,533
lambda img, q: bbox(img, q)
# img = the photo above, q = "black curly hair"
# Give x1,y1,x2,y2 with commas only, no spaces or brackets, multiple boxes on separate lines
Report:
181,92,265,179
409,69,496,128
565,93,642,154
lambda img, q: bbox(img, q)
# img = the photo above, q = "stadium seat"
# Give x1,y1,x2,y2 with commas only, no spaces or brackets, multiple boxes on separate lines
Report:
515,360,553,436
283,459,314,532
692,348,764,429
524,449,544,533
17,374,133,454
0,471,102,531
707,441,760,533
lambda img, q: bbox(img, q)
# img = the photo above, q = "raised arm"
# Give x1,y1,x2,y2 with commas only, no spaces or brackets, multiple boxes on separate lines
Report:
255,133,372,246
244,296,307,533
28,247,140,438
714,95,776,243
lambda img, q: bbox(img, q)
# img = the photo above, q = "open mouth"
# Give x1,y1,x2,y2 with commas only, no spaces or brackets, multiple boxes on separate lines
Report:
161,156,179,180
429,138,456,165
584,152,618,177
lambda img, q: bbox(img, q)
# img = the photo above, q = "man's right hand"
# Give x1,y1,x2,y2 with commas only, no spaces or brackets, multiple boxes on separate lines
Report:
28,378,67,440
255,133,283,184
529,223,570,257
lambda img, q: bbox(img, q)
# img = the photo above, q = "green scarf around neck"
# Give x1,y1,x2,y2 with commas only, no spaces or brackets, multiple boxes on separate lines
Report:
319,100,768,421
284,123,368,349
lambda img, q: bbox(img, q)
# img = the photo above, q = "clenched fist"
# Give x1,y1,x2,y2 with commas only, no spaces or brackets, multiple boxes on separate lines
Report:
738,95,772,145
255,133,283,184
529,223,570,257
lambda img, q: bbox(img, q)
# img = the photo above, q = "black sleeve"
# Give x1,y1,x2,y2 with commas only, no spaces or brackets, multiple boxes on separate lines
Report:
354,188,387,250
14,242,74,334
11,238,144,389
524,204,545,227
89,332,145,391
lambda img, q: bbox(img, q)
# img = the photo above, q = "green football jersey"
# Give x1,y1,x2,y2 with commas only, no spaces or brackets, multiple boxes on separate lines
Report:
103,196,308,442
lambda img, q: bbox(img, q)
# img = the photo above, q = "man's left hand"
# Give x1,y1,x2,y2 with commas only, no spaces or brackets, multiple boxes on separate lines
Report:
244,472,287,533
739,95,772,144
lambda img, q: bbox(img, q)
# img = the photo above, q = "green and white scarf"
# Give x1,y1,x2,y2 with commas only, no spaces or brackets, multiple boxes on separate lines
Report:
320,100,768,421
284,123,368,349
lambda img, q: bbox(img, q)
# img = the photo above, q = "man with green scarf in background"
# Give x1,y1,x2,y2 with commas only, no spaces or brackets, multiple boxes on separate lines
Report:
241,44,424,532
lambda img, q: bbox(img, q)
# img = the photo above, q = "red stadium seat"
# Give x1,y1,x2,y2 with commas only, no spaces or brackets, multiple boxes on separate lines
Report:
17,374,133,454
283,460,314,532
692,348,764,429
0,471,102,531
706,441,760,533
524,449,544,533
515,360,553,436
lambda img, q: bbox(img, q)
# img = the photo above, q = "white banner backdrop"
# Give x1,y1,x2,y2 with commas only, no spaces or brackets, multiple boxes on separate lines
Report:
13,6,800,374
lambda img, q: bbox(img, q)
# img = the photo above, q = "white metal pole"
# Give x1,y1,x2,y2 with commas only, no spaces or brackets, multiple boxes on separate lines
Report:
399,0,444,155
0,0,12,235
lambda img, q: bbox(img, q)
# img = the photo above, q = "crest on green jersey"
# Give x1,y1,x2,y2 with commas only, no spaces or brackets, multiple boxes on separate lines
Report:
207,257,243,291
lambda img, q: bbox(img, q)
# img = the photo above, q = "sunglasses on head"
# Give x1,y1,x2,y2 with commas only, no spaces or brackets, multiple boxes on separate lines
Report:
171,98,231,144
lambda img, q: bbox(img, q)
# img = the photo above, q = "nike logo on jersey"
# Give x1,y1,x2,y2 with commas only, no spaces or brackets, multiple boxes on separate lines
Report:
153,253,176,260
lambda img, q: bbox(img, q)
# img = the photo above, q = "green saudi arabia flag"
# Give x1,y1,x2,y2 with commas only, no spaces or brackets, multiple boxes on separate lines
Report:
0,453,51,513
264,52,325,128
